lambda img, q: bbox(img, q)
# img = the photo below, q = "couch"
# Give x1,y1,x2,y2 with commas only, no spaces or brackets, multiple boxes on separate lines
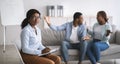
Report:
11,24,120,64
40,25,120,64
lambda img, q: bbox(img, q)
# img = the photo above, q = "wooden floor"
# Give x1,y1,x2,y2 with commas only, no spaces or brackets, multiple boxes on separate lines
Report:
0,44,24,64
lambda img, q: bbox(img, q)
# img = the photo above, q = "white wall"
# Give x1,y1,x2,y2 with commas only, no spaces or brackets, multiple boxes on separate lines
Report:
0,0,120,44
62,0,120,28
23,0,120,28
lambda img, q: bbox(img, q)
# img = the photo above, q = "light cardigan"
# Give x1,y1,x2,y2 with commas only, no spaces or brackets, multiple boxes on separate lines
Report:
49,22,87,42
21,24,45,55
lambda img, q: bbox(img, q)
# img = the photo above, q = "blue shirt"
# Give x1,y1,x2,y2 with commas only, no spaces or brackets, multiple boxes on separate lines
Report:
49,22,87,42
21,24,45,55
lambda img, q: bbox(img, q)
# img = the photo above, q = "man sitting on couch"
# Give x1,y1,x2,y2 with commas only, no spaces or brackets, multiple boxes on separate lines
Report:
44,12,89,64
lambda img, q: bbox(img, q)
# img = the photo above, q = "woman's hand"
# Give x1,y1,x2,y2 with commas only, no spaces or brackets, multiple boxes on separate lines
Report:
42,47,51,54
106,30,111,36
44,16,51,26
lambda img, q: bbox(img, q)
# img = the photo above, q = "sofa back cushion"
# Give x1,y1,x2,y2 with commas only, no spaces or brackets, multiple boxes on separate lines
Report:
41,25,116,46
109,25,116,44
115,30,120,44
41,28,65,46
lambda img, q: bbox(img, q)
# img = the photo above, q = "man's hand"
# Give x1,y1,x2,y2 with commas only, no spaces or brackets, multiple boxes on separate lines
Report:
42,47,51,54
83,36,90,40
44,16,51,26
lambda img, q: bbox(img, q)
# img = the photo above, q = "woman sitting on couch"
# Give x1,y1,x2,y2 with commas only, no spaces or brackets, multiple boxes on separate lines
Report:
86,11,112,64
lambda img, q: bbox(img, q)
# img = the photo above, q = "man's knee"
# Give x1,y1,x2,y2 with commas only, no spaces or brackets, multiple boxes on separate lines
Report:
61,41,69,47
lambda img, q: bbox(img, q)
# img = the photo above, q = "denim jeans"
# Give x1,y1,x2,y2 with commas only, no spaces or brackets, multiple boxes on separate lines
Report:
86,40,109,64
60,40,88,62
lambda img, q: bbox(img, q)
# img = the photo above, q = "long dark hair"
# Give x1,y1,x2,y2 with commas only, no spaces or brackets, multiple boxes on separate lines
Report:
97,11,108,22
21,9,40,29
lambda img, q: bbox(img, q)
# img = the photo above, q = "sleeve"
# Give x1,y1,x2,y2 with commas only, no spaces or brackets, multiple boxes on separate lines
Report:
80,25,87,41
103,24,112,41
21,30,41,55
87,28,93,36
106,24,112,32
38,43,45,50
87,23,98,37
49,23,67,31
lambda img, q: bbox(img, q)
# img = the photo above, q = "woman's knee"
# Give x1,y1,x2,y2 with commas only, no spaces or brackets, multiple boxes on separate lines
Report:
93,43,99,48
61,41,68,45
54,56,61,64
56,56,61,62
43,59,55,64
47,55,61,64
51,55,61,62
48,60,55,64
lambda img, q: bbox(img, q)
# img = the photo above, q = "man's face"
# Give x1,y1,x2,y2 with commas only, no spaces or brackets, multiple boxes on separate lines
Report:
78,15,83,24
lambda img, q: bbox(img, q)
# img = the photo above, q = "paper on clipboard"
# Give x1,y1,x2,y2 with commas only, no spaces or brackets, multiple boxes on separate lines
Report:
38,48,59,56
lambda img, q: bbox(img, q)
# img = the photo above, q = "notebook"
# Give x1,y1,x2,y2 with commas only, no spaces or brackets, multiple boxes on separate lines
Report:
38,48,59,56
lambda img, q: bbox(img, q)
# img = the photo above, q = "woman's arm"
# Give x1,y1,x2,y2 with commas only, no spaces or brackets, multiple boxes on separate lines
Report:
103,24,112,41
87,28,93,36
44,16,67,31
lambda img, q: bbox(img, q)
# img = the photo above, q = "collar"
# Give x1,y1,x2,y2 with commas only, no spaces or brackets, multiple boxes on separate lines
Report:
27,24,37,31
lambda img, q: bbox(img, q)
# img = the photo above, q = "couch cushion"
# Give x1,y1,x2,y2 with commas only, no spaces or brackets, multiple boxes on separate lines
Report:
47,46,80,55
109,25,116,44
41,25,116,45
101,44,120,56
47,44,120,56
115,30,120,44
41,28,65,46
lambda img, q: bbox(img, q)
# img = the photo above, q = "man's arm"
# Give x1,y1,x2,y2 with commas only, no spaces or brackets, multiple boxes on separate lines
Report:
44,16,67,31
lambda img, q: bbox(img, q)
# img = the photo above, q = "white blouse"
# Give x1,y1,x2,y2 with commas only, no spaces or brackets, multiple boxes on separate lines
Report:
21,24,45,55
93,22,112,45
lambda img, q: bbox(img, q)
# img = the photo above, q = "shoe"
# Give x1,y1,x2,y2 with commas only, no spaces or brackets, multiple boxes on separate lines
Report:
96,62,101,64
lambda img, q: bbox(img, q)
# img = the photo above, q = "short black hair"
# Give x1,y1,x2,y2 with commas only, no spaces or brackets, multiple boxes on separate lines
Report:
73,12,82,21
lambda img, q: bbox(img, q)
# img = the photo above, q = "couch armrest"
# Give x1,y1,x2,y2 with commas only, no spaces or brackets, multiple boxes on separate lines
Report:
115,30,120,45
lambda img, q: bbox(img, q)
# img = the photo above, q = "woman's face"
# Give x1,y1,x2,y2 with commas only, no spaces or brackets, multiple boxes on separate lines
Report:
29,13,40,26
97,14,105,25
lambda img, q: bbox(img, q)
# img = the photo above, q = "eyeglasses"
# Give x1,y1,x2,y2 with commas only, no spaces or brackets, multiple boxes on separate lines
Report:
31,16,41,19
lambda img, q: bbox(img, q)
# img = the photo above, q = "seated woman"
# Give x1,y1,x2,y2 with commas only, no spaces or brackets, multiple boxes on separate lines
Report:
20,9,61,64
86,11,112,64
